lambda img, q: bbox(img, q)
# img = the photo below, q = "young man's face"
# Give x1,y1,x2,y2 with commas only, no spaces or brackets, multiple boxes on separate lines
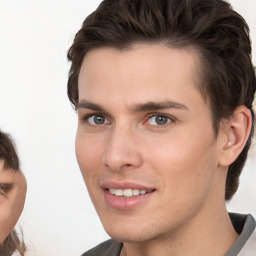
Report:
76,45,227,242
0,161,27,244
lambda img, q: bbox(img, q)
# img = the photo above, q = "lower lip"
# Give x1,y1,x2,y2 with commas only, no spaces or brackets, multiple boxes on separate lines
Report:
104,190,155,210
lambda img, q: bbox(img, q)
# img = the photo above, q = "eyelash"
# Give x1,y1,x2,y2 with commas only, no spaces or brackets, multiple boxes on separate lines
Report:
81,112,176,128
81,113,109,126
145,113,175,128
0,183,12,197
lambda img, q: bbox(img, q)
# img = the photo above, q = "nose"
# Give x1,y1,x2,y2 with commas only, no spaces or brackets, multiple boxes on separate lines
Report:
103,125,143,172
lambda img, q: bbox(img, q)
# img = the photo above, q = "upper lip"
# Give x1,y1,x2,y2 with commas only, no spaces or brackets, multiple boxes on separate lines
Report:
101,181,155,191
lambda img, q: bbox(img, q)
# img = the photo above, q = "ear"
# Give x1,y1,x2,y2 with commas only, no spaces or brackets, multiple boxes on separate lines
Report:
218,105,252,167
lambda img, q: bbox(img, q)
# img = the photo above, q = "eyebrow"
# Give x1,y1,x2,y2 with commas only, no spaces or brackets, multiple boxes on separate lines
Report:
76,101,104,111
76,99,188,112
129,100,188,112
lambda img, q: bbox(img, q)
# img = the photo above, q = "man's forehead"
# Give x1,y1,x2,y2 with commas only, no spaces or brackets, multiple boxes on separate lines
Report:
79,43,202,77
78,44,204,95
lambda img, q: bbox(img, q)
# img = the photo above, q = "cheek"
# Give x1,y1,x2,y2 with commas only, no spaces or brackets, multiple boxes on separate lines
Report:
145,131,218,200
146,133,212,169
0,203,12,243
75,133,109,215
0,174,26,244
75,133,104,188
0,196,25,243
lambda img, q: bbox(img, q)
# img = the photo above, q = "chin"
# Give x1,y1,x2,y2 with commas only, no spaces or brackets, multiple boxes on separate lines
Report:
102,220,158,243
106,231,148,243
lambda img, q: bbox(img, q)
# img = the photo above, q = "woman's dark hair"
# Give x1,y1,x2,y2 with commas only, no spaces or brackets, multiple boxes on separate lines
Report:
67,0,256,200
0,230,26,256
0,131,26,256
0,132,20,171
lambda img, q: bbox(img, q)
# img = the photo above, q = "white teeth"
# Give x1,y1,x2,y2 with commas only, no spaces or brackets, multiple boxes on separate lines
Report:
109,188,115,195
132,189,140,196
108,188,151,197
140,190,146,195
115,189,123,196
123,189,132,197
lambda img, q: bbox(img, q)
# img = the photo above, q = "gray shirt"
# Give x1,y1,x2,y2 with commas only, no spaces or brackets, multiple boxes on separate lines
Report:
82,213,256,256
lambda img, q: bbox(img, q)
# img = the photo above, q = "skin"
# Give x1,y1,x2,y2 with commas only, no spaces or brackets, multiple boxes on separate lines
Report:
76,45,251,256
0,160,27,244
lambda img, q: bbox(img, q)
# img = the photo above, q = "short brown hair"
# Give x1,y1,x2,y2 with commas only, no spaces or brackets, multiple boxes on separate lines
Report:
0,131,26,255
67,0,256,200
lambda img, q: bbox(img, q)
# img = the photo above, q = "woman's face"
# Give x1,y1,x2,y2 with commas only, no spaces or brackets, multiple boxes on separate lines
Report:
0,160,27,244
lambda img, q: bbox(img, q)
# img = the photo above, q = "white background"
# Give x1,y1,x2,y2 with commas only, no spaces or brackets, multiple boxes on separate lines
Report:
0,1,255,255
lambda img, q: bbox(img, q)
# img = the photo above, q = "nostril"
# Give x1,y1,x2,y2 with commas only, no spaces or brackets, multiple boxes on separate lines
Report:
103,146,143,171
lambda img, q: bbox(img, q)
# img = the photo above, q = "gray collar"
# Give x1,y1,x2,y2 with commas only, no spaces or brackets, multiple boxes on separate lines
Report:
225,213,256,256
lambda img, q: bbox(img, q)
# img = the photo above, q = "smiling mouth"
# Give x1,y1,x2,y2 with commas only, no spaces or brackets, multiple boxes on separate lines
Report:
108,188,155,197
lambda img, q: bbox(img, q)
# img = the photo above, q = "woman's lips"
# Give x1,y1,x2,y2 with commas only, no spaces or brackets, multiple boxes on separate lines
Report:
101,181,156,210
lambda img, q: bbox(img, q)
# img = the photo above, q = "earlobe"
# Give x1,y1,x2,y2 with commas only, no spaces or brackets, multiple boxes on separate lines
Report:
218,105,252,167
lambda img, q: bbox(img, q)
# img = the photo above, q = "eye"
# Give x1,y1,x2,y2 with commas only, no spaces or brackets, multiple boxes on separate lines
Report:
87,114,110,125
147,114,172,126
0,184,11,197
0,188,6,196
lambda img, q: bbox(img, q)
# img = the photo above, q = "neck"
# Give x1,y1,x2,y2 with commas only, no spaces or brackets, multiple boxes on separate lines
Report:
121,207,238,256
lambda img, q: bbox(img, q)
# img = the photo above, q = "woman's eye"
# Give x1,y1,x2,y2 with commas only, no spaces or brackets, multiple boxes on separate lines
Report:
0,189,6,196
147,115,172,126
0,184,10,197
87,115,109,125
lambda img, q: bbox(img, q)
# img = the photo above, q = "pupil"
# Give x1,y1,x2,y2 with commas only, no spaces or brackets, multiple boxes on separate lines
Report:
156,116,167,125
94,115,105,124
